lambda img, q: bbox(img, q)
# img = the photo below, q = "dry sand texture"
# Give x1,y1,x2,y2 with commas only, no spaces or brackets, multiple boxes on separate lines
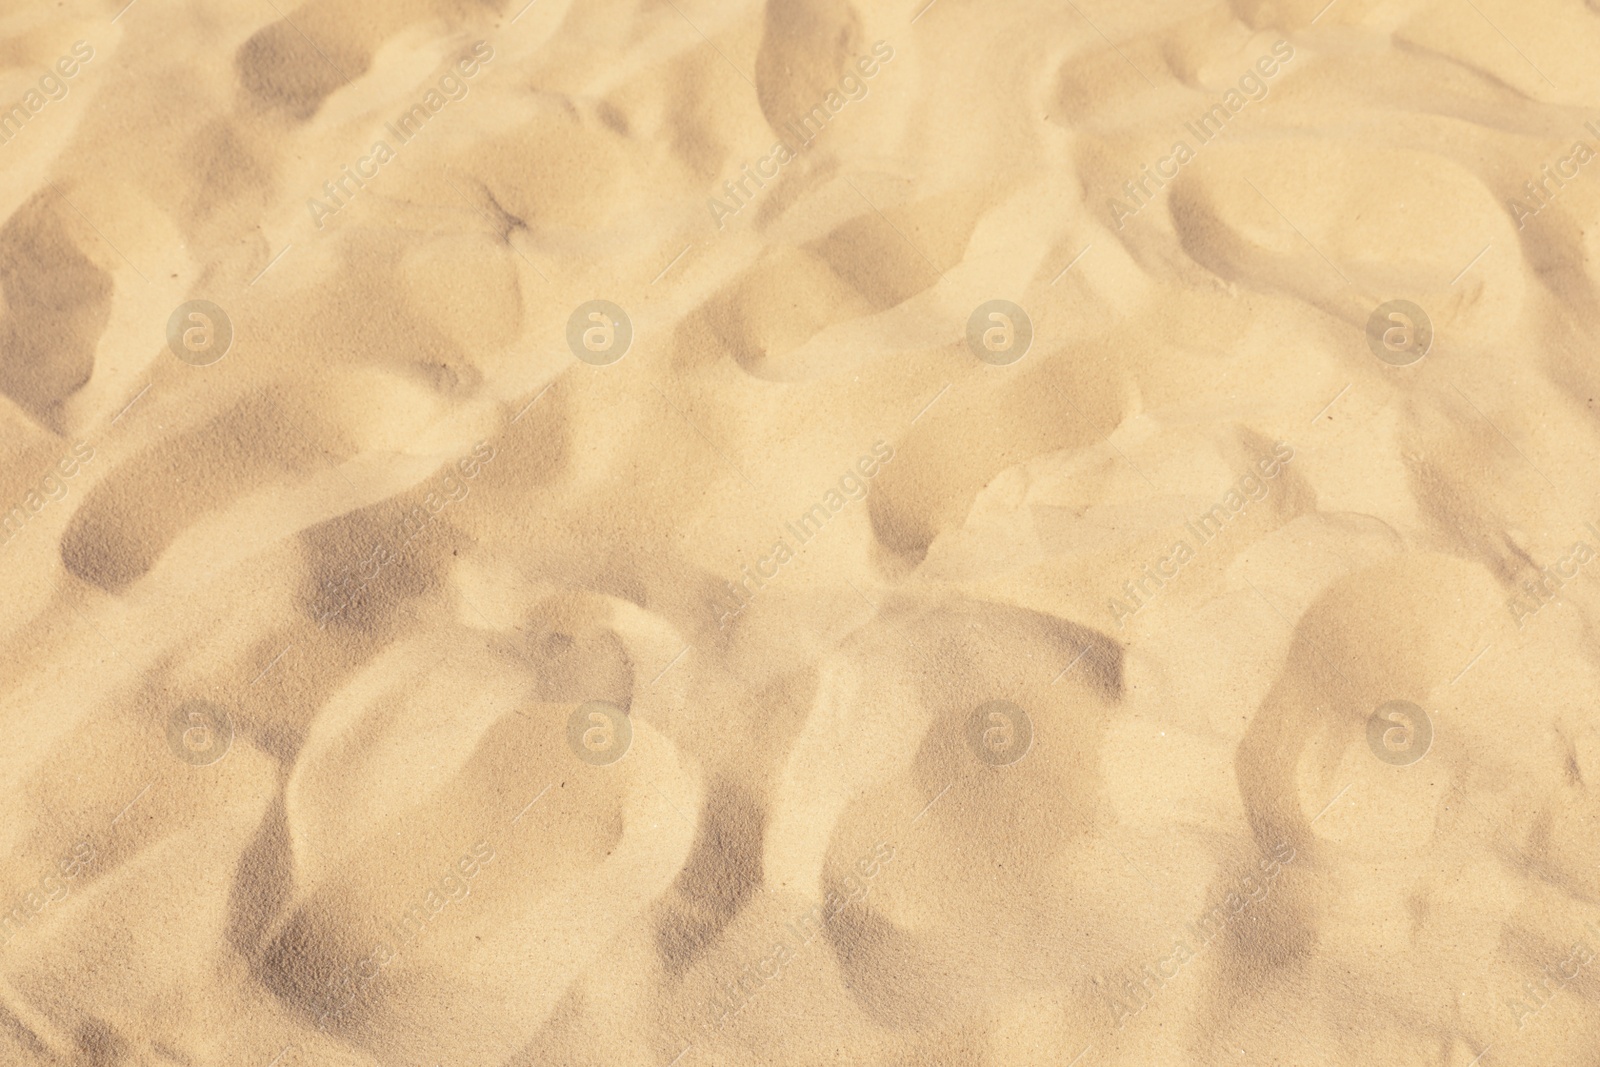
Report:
2,0,1600,1064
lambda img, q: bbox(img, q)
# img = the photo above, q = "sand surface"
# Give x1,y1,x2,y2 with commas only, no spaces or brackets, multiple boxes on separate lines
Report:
3,0,1600,1064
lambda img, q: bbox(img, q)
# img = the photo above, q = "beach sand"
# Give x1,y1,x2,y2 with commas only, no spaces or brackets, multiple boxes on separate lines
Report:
2,0,1599,1064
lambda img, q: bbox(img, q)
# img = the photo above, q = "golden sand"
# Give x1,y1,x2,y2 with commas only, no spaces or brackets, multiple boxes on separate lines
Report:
2,0,1599,1064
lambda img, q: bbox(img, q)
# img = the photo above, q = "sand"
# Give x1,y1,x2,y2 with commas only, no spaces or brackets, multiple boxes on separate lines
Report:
1,0,1599,1064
